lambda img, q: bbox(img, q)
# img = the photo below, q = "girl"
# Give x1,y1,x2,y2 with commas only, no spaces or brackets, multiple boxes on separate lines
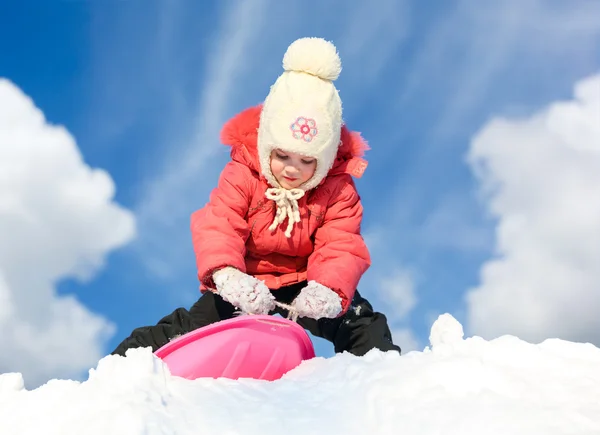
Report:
112,37,401,357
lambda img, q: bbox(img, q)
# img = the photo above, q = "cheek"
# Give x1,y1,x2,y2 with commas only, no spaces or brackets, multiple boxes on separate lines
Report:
270,159,282,175
304,164,317,179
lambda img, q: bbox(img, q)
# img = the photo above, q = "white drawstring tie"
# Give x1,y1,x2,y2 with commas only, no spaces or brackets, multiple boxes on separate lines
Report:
265,187,305,237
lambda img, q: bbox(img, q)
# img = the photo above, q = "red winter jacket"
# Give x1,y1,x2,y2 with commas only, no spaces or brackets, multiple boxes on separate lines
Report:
190,105,371,314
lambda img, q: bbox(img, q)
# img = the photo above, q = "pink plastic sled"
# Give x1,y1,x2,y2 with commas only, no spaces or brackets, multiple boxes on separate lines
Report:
154,315,315,381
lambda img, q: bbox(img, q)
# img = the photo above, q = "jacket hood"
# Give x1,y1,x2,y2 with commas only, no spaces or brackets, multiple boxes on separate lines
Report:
219,105,369,181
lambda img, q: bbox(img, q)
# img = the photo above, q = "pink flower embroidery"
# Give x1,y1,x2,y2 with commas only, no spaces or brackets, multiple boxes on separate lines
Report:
290,117,318,142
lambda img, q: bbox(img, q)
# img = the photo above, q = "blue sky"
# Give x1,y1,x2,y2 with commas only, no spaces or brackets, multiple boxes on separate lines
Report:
1,0,600,387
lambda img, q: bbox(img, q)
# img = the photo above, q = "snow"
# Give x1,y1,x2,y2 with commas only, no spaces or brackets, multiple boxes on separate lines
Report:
1,314,599,435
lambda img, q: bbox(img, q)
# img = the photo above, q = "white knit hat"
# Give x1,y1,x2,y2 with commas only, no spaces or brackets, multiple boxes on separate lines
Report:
257,37,343,192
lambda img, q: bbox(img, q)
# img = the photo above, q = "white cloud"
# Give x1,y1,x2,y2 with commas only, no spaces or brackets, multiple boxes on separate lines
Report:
465,73,600,344
359,231,421,351
0,79,136,386
378,269,417,320
391,328,421,353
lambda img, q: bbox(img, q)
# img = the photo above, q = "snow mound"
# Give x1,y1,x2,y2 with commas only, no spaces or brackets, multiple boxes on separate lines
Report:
1,314,599,435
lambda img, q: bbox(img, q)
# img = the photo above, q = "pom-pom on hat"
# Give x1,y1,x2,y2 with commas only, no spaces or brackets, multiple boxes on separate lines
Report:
257,37,343,192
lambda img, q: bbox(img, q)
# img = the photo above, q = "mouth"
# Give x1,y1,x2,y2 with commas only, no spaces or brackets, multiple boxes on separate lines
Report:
283,176,297,182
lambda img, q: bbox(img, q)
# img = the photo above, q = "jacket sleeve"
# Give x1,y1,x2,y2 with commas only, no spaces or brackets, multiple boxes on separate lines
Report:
307,176,371,314
190,161,252,289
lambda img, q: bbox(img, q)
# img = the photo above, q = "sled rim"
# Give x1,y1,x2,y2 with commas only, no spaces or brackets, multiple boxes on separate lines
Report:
154,314,315,360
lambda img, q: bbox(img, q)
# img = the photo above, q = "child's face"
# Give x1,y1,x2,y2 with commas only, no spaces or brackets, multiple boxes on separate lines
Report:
270,149,317,189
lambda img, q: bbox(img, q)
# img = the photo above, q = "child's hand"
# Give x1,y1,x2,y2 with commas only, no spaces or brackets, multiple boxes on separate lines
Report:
292,281,342,320
213,267,276,315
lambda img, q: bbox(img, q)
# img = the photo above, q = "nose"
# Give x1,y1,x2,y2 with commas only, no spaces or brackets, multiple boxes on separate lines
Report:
285,164,300,175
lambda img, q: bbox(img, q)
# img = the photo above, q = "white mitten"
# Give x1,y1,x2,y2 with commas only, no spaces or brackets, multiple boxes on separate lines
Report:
213,267,276,315
292,281,342,320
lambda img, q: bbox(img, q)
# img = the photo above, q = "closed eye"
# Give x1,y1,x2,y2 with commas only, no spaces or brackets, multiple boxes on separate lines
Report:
302,159,316,165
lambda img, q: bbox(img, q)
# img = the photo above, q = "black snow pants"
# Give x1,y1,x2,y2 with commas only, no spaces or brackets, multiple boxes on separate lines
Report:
111,282,402,357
